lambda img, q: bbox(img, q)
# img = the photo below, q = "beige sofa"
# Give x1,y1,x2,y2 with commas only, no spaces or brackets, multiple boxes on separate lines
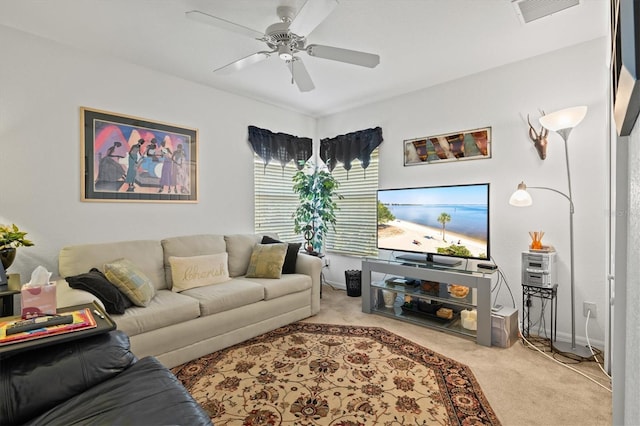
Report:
55,234,321,368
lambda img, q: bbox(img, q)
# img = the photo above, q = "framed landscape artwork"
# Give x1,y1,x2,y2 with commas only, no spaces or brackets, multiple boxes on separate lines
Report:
404,127,491,166
81,107,198,202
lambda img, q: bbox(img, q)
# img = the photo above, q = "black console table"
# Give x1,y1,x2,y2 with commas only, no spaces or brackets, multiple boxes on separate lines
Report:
521,284,558,352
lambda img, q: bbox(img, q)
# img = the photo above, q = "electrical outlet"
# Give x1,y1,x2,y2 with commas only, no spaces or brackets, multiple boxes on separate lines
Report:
583,302,597,318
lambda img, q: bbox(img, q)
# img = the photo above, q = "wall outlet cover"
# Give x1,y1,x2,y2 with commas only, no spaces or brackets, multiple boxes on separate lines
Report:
583,302,597,318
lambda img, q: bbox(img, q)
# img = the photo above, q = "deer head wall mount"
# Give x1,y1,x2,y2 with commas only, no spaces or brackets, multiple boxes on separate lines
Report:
527,113,549,160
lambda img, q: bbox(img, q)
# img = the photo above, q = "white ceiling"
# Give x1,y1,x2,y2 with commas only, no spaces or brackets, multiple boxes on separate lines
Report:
0,0,608,117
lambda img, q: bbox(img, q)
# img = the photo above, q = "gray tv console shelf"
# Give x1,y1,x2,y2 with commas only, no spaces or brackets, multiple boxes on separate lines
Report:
361,258,496,346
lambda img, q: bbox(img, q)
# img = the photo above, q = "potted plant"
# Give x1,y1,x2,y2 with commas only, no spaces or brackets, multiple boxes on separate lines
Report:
292,166,342,253
0,223,34,270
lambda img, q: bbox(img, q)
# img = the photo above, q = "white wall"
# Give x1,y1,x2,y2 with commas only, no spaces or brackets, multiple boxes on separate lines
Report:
317,38,609,347
0,25,315,278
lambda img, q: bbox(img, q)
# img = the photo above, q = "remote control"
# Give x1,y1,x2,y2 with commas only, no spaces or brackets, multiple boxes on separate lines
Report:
6,315,73,335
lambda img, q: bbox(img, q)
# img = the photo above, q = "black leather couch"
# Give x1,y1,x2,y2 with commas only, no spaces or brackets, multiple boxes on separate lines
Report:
0,331,212,425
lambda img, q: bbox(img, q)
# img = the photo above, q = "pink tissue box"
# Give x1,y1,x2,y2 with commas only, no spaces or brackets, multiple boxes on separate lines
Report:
21,283,57,319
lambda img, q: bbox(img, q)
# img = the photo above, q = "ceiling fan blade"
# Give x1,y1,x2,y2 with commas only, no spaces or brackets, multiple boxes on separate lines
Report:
185,10,264,40
306,44,380,68
288,0,338,36
285,57,315,92
214,51,274,74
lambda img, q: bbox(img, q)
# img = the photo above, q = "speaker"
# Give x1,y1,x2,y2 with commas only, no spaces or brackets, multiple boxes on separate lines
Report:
491,306,519,348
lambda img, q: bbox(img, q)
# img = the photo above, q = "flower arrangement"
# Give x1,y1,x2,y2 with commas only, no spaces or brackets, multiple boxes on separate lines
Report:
0,224,34,250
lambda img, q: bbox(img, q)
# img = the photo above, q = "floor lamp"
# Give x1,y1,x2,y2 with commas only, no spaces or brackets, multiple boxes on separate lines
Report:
509,105,593,359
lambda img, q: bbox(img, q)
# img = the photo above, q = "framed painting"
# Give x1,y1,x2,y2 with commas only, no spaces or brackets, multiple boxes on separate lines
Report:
81,107,198,202
404,126,491,166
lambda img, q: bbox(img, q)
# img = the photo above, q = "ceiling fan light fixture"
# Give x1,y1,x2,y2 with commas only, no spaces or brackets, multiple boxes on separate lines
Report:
278,44,294,61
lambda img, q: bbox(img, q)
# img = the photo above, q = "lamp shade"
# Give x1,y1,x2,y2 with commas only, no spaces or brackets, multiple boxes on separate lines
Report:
539,106,587,131
509,182,533,207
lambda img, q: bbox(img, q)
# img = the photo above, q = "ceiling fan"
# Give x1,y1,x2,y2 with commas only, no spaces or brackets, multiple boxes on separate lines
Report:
185,0,380,92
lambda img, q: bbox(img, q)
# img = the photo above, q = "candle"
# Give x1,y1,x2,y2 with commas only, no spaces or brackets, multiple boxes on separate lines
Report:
461,309,478,330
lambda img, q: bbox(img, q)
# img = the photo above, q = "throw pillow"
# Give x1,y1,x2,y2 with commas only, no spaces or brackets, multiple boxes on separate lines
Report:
104,258,155,307
261,235,301,274
66,268,133,314
224,234,262,277
245,243,287,279
169,253,231,292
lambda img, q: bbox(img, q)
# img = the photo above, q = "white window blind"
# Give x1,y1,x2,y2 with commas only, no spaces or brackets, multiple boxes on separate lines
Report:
253,149,378,256
326,149,379,256
253,157,300,243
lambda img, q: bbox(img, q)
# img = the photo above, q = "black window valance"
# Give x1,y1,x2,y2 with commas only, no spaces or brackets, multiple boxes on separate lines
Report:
248,126,312,172
320,127,383,175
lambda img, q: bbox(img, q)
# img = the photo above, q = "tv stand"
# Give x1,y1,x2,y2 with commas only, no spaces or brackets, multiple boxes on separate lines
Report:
395,252,462,267
361,258,495,346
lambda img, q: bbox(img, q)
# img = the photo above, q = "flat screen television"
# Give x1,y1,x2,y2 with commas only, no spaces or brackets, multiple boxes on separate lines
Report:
377,183,490,265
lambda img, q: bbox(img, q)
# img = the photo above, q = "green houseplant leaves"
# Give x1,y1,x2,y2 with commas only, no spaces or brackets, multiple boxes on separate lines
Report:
292,167,342,253
0,224,34,250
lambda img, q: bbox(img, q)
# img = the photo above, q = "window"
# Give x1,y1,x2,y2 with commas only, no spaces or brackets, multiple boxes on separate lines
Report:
253,158,300,242
253,148,379,257
325,149,379,256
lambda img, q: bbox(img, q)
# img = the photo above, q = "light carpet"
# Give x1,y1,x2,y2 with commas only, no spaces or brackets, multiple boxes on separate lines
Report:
172,322,500,425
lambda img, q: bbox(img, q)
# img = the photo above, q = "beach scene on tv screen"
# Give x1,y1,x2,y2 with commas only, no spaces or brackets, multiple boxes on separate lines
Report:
378,185,489,259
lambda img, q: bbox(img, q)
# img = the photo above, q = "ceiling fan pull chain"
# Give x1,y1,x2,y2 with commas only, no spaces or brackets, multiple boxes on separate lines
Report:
290,59,294,85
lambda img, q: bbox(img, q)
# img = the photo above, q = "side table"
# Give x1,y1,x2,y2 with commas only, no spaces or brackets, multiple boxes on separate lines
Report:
0,286,19,317
521,283,558,352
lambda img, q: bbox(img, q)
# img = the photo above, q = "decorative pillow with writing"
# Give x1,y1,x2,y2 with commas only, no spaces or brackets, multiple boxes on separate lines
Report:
169,253,231,292
245,243,287,279
261,236,301,274
66,268,133,314
104,258,155,307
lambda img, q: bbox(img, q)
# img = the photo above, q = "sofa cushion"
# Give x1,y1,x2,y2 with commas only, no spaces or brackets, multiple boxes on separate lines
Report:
169,253,231,292
181,279,265,316
261,236,302,274
0,331,136,426
112,290,200,337
65,268,133,314
24,356,212,426
245,243,287,279
104,258,155,307
161,234,226,290
245,274,312,300
59,240,166,291
224,234,262,277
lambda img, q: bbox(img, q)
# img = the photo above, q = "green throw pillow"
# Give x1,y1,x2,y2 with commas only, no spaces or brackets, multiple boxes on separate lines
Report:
104,258,155,307
245,243,287,279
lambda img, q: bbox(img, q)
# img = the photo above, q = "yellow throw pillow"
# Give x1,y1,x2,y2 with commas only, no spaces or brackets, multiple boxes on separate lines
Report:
169,253,230,292
245,243,287,279
103,258,155,307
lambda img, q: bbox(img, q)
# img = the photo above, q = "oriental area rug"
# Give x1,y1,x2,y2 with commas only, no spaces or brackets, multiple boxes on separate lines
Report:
171,323,501,425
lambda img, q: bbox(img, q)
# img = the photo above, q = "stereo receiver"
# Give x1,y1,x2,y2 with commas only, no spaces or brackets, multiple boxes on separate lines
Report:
521,251,557,288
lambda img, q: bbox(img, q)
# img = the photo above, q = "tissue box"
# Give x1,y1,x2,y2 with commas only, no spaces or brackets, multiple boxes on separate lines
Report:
21,283,57,319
